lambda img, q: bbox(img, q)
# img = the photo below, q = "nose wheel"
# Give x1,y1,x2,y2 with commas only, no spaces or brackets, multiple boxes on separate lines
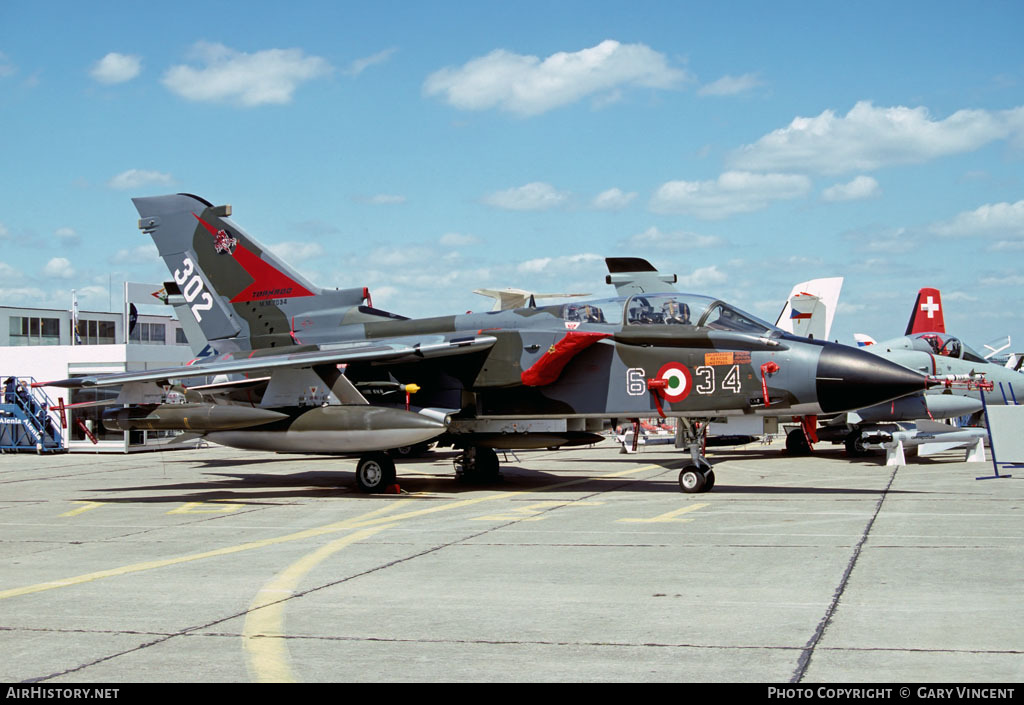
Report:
678,462,715,494
675,418,716,493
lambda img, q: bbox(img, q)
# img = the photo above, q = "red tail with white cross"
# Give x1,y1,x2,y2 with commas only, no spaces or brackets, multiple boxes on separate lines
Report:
905,287,945,335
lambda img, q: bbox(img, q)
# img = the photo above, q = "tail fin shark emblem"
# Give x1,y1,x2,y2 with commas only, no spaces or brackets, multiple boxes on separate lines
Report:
191,212,314,303
213,228,237,255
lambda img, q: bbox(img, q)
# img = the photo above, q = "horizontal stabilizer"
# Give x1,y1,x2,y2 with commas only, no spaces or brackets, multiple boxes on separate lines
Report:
604,258,677,295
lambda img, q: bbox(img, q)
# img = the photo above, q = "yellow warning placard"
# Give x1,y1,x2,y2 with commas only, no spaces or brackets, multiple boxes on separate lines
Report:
704,352,734,366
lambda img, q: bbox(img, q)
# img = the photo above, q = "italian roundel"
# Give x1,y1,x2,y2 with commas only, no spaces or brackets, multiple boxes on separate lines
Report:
656,362,693,402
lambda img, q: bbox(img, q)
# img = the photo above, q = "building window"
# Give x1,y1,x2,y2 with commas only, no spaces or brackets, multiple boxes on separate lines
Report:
175,328,189,345
69,384,123,442
76,319,116,345
130,322,166,345
9,316,60,346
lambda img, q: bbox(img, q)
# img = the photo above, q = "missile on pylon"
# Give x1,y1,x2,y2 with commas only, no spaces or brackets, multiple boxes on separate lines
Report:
103,403,288,432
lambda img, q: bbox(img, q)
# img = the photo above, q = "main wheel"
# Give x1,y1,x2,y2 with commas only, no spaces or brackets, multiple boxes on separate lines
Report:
785,428,811,456
355,453,397,493
844,431,868,457
702,469,716,491
457,446,501,484
678,465,706,494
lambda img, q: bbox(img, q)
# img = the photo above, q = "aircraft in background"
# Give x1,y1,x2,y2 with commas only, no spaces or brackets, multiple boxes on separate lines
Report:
473,288,590,311
774,277,844,341
790,286,1021,456
41,194,932,493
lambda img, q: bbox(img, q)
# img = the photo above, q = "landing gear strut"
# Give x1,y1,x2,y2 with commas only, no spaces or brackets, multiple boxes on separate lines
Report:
355,452,397,493
675,418,716,494
455,446,502,484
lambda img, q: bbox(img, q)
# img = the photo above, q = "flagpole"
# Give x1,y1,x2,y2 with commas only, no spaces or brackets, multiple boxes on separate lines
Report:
71,289,78,346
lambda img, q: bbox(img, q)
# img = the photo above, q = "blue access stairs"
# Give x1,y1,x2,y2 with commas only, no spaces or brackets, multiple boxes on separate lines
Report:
1,377,65,453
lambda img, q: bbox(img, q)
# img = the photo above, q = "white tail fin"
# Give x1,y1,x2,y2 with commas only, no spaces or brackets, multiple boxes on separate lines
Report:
775,277,843,340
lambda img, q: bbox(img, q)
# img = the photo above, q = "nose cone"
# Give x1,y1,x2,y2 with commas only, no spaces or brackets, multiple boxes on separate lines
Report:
816,343,929,414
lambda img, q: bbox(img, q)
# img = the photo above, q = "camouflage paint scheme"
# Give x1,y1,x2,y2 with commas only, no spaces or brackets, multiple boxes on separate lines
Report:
44,194,932,492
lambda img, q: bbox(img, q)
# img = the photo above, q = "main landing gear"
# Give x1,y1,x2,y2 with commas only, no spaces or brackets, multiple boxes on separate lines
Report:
676,418,716,494
355,452,397,493
455,446,502,484
355,445,503,493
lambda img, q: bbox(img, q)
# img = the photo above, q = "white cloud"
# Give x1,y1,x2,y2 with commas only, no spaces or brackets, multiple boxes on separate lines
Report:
108,169,174,190
439,232,479,246
482,182,569,211
163,41,332,106
649,171,811,219
267,241,325,262
730,101,1024,174
678,265,727,288
344,48,396,76
930,200,1024,239
0,262,22,281
987,240,1024,252
0,51,17,78
592,188,637,210
90,52,142,84
111,243,160,264
44,257,75,279
0,287,47,304
365,194,407,205
821,175,881,202
366,244,440,268
424,39,690,116
516,253,603,274
698,73,762,96
979,274,1024,287
0,221,9,239
55,227,80,246
623,226,723,250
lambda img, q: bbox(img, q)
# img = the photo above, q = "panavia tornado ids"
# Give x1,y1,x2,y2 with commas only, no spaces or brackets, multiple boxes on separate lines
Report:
41,194,932,493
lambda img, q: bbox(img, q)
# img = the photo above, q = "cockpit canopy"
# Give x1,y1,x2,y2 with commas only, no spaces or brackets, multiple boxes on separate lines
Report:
909,333,987,363
561,293,780,336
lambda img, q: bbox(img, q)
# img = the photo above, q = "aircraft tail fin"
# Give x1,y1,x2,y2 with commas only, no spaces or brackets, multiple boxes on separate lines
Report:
775,277,843,340
906,287,945,335
133,194,371,351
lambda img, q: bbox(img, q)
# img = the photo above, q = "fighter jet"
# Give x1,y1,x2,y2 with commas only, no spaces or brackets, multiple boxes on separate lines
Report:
791,287,1023,456
40,194,932,493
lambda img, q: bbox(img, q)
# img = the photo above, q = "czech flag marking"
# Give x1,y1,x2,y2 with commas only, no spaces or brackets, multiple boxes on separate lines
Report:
655,362,693,403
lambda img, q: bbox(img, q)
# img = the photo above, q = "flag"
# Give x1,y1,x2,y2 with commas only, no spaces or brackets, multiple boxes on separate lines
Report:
125,282,165,304
71,290,81,345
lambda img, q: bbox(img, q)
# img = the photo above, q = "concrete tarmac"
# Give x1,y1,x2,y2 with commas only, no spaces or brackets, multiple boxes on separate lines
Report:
0,438,1021,683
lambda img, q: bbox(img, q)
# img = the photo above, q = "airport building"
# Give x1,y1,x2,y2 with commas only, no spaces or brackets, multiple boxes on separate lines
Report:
1,303,197,453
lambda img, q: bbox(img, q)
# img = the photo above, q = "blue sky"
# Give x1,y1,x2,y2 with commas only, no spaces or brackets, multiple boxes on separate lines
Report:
1,0,1022,351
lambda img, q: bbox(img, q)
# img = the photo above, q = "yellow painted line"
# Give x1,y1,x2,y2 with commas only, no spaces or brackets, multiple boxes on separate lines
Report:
0,501,411,602
167,501,245,515
243,525,392,683
474,500,604,522
0,461,676,603
337,462,675,530
239,463,676,682
59,501,106,518
617,502,710,524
